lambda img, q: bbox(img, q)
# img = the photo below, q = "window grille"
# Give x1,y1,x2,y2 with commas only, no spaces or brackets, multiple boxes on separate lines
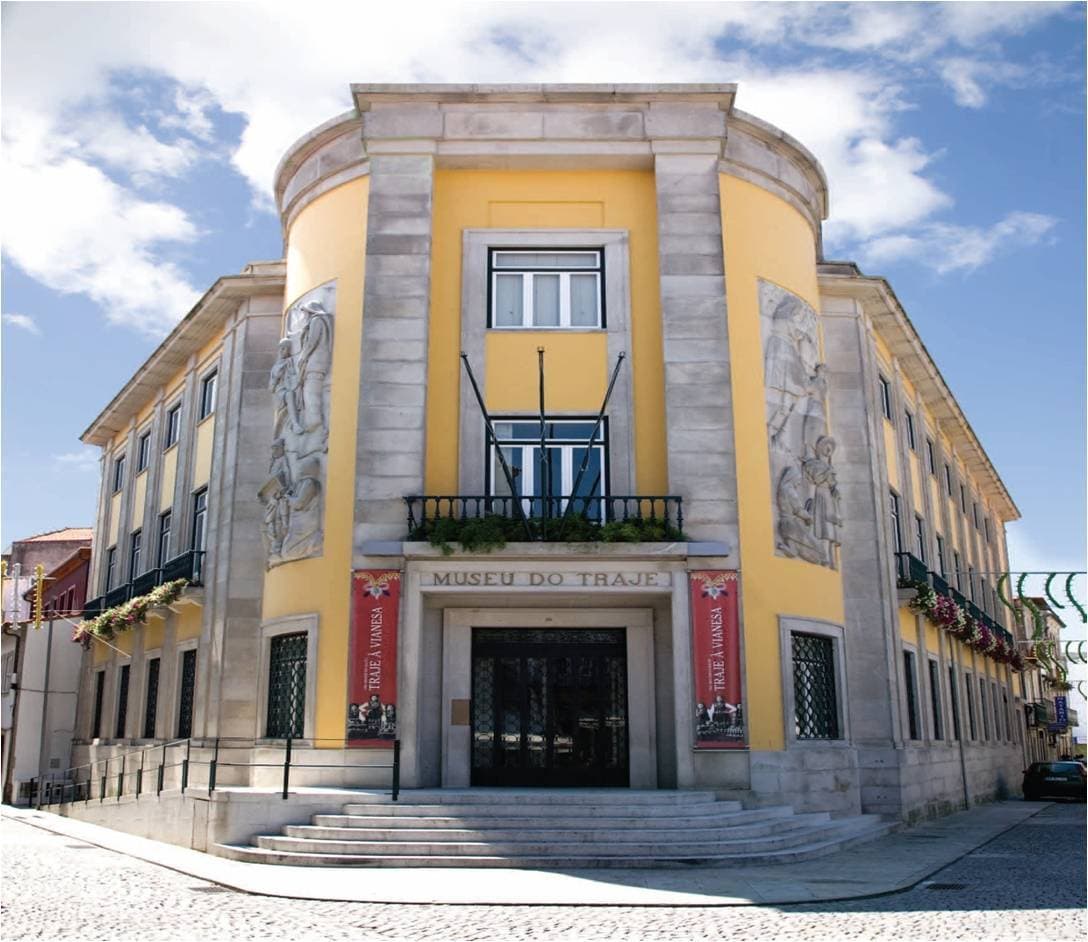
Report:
176,649,196,738
143,658,160,739
928,659,942,740
115,664,130,739
792,633,840,739
92,670,105,738
903,651,920,740
965,672,977,739
992,681,1003,740
979,678,990,740
266,632,307,739
948,665,961,740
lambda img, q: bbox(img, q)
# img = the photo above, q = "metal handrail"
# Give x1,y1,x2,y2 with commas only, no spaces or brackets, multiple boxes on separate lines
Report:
894,551,929,586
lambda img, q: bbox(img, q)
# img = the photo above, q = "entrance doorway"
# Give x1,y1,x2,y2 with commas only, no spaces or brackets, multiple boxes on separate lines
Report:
471,628,629,786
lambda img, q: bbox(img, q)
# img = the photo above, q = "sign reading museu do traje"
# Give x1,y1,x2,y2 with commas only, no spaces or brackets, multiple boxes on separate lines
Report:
690,571,745,749
347,570,399,747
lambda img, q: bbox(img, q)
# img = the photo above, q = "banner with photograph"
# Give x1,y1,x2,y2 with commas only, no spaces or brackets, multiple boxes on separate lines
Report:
690,571,745,749
347,570,400,746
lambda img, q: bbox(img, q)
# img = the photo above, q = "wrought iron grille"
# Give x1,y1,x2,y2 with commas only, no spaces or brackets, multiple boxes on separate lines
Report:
115,664,130,739
143,658,160,739
266,632,307,739
176,649,196,738
792,633,840,740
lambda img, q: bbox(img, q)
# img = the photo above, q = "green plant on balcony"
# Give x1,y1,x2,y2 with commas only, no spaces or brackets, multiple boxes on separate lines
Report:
72,578,189,647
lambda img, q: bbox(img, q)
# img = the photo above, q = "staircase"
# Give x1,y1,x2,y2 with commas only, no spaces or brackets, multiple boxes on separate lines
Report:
215,790,894,868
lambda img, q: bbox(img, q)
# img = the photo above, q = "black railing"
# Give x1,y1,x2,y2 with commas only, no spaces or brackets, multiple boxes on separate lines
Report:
103,584,131,609
131,568,163,597
405,494,684,542
161,550,205,586
929,570,951,596
81,596,104,618
30,736,400,807
894,552,929,586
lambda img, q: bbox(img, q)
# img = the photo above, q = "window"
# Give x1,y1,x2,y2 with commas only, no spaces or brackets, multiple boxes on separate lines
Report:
198,370,218,420
65,587,75,615
914,516,926,564
791,632,840,740
1002,689,1011,742
904,410,916,450
903,651,920,740
489,419,607,518
489,249,603,329
136,431,152,472
191,488,208,552
953,551,963,591
129,530,142,581
968,566,976,601
115,664,131,739
926,438,936,476
104,546,117,592
979,678,990,740
948,666,961,741
972,502,980,530
980,577,989,614
112,454,126,492
992,681,1003,740
878,374,892,421
944,464,953,497
965,672,977,739
92,670,106,739
143,658,160,739
266,632,307,739
888,490,903,554
928,659,943,740
936,534,947,579
157,511,172,567
176,649,197,738
984,517,992,544
960,484,967,513
164,404,181,449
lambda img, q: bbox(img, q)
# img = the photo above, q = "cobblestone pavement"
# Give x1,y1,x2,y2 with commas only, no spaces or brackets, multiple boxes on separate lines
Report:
3,803,1084,941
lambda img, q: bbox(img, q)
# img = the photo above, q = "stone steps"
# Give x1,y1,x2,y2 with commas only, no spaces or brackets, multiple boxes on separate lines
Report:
213,790,894,869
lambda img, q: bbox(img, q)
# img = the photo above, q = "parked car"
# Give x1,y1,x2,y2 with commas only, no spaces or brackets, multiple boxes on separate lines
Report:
1022,761,1087,801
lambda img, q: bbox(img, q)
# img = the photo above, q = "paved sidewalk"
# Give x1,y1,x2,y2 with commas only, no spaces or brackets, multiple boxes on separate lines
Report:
1,800,1045,906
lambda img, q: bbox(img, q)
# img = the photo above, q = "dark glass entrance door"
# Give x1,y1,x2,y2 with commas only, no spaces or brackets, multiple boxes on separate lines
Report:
471,628,629,787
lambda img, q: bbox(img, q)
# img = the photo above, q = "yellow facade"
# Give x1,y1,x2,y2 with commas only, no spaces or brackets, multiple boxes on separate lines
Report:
191,415,215,488
720,174,843,752
261,176,369,741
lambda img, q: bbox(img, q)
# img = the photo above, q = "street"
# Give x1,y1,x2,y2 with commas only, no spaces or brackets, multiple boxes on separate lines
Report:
2,802,1084,941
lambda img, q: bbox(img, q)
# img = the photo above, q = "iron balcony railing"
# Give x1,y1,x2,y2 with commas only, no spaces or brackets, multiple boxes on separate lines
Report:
81,596,104,618
161,549,205,586
405,494,684,542
84,551,206,618
894,551,929,586
130,568,163,597
103,584,131,609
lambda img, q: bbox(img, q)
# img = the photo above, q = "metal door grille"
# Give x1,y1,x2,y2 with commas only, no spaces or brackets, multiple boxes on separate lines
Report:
792,633,839,739
143,658,160,739
115,664,131,739
266,632,306,739
177,649,196,738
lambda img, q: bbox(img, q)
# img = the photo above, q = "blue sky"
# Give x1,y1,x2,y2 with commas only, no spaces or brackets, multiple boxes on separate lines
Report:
2,1,1085,587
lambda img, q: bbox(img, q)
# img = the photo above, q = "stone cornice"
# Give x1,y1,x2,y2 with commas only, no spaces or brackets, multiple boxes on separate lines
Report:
81,263,286,447
817,262,1019,522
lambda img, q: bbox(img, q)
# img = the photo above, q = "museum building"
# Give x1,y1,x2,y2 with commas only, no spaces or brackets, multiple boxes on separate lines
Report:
69,84,1030,831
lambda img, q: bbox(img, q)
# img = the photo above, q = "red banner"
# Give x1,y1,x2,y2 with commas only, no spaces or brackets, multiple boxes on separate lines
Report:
347,570,400,746
690,571,745,749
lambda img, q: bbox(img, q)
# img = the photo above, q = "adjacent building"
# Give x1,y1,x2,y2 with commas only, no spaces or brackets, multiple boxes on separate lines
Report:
67,85,1031,835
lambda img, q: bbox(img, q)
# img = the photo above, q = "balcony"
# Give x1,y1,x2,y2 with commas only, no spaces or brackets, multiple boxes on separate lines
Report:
103,584,131,609
405,495,684,545
161,550,205,586
894,552,929,586
130,568,163,597
81,596,104,618
88,552,206,617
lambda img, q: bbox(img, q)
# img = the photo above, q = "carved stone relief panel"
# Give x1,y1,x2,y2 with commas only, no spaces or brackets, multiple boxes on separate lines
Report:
759,280,842,568
259,281,335,568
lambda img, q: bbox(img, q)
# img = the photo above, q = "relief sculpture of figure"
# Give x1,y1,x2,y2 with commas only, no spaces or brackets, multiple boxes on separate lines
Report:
259,284,335,568
802,436,843,565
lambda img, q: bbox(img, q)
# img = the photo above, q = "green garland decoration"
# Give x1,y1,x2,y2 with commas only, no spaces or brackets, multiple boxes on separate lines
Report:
73,578,189,647
1065,573,1087,623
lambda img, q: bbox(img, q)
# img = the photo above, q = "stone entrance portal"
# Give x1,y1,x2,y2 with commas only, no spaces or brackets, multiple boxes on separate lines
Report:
470,628,629,787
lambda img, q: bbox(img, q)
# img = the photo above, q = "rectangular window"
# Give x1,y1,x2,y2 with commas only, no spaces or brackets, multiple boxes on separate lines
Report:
266,632,307,739
945,464,953,497
972,502,980,530
953,551,963,591
936,534,947,579
104,546,117,592
948,665,961,741
164,404,181,449
176,649,197,738
926,438,936,476
136,431,151,472
968,566,976,601
791,632,840,740
129,530,142,581
157,511,172,567
112,455,126,492
979,678,990,740
984,518,992,544
191,488,208,551
980,577,989,614
904,410,916,450
903,651,920,740
198,370,217,420
92,670,106,739
115,664,130,739
1002,690,1011,742
965,673,977,739
889,490,903,555
914,516,926,564
143,657,160,739
992,681,1003,740
928,659,943,740
960,484,967,514
878,375,892,421
489,249,603,329
489,419,607,518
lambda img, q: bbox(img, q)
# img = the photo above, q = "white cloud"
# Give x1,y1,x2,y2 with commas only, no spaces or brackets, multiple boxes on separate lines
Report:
53,448,100,472
938,57,1027,108
861,211,1058,274
2,313,41,336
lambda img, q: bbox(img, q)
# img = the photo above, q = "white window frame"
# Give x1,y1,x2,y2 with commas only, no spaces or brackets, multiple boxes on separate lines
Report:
489,249,604,330
256,614,318,742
